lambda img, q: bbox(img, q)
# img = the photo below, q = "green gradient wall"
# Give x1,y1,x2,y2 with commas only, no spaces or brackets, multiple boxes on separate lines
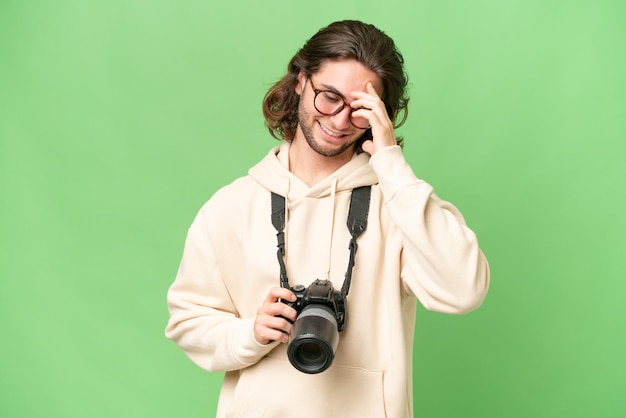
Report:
1,1,624,417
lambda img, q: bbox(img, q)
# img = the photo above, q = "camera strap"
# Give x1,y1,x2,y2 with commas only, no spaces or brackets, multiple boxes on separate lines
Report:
270,186,371,298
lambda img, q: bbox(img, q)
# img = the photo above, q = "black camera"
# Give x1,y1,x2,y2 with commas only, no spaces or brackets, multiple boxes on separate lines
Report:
283,279,346,374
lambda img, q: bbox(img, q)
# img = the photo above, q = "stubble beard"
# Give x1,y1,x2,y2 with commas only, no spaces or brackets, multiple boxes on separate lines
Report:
297,99,361,158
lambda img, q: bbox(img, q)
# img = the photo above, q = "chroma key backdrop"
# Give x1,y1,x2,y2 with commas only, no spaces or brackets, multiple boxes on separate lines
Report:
1,1,624,417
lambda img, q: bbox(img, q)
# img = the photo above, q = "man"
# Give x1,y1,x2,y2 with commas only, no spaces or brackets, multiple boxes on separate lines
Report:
165,20,489,418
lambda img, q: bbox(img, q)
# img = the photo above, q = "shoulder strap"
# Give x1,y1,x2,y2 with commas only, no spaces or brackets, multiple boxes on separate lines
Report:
346,186,371,239
271,192,286,232
271,192,289,289
342,186,371,297
270,186,372,297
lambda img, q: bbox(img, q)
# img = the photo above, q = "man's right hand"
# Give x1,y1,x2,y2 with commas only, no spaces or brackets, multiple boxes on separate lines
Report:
253,287,297,345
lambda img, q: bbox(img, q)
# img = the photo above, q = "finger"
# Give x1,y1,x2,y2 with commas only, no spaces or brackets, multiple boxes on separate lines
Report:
257,299,298,323
358,81,379,99
367,81,380,96
265,287,297,303
350,82,381,100
361,139,374,155
254,323,290,344
269,302,298,322
255,314,293,344
264,328,290,344
350,99,390,131
264,315,293,333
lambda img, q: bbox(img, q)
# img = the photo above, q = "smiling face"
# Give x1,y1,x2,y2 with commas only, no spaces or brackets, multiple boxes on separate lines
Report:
294,59,383,158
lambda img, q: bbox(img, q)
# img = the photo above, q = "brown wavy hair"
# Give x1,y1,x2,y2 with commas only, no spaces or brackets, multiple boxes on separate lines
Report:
262,20,409,150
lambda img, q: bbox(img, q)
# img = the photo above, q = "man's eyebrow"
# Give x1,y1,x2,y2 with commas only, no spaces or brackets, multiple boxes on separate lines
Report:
318,82,347,99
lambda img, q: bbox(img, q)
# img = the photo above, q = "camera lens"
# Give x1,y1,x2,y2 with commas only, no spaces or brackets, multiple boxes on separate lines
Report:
296,342,323,363
287,304,339,374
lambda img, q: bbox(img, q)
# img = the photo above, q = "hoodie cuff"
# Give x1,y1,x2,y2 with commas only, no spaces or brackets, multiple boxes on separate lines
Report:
369,145,429,200
231,319,280,365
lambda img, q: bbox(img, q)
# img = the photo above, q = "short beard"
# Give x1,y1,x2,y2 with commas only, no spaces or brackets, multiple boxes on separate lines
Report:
297,97,361,158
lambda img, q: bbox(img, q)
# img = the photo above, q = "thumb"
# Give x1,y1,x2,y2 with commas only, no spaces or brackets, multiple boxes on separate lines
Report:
361,139,374,155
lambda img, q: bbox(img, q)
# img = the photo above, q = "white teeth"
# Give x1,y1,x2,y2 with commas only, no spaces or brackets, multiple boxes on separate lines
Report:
319,122,343,138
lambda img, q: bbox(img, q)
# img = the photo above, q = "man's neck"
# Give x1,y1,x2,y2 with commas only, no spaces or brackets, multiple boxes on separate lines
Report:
288,138,354,187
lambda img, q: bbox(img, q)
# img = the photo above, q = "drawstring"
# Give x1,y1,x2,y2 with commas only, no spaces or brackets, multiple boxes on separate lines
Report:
323,178,338,280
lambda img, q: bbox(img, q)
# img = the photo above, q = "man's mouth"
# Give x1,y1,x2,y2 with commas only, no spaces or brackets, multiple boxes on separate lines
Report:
318,121,347,138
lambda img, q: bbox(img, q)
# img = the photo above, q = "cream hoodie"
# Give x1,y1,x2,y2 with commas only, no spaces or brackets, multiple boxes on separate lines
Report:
165,142,489,418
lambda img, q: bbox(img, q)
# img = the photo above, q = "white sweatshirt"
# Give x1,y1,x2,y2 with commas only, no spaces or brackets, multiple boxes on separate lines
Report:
165,142,489,417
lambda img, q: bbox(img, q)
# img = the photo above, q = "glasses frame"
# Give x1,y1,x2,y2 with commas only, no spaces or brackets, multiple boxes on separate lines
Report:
308,77,370,130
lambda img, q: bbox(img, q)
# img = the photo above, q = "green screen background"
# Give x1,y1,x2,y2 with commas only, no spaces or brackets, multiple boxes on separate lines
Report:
1,1,624,417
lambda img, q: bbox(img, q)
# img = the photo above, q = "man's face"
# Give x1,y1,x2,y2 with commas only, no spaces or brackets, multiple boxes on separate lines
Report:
294,59,383,158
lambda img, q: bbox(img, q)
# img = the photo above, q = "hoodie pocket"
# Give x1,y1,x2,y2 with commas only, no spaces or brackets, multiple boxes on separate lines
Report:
226,356,386,418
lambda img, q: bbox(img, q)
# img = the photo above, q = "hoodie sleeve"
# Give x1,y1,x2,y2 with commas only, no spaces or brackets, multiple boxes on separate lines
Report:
369,146,490,313
165,205,279,372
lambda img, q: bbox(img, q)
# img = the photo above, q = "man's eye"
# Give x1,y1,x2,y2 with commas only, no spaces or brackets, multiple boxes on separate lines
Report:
323,92,342,103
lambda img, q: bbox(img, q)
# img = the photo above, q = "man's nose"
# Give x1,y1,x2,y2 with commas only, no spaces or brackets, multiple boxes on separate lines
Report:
330,104,353,128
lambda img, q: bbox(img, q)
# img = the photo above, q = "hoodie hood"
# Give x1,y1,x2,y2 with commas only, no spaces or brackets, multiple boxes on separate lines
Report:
248,142,379,200
249,142,379,282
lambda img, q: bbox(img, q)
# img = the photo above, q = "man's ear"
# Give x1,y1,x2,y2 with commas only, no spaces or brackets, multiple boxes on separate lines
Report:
295,72,307,95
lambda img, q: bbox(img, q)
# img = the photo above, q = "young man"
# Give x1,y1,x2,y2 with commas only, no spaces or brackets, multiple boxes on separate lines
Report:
165,20,489,418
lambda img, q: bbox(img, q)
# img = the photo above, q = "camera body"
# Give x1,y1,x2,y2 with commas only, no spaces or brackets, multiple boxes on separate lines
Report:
285,279,346,331
283,279,347,374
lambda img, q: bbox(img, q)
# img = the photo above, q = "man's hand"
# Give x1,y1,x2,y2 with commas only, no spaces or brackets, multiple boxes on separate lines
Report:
253,287,297,345
351,82,398,155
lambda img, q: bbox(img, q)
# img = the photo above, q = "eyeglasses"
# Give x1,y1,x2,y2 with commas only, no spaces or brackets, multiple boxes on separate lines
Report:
309,78,370,129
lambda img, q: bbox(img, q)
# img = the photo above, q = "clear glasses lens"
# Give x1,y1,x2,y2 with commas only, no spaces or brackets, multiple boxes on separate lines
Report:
314,91,370,129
